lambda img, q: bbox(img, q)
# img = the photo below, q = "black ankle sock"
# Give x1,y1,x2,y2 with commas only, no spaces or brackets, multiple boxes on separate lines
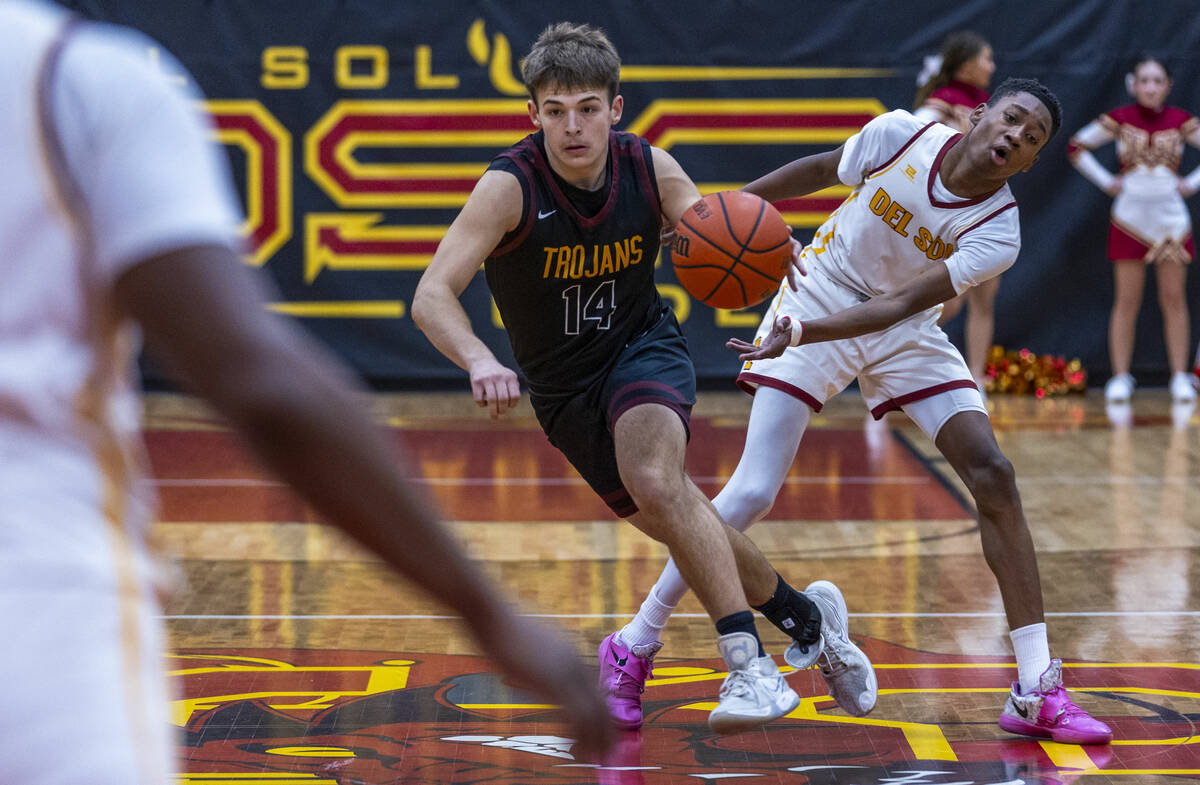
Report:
752,573,822,645
715,610,765,657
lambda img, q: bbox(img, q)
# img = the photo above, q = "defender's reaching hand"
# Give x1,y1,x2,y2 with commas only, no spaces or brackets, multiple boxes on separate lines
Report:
726,315,800,361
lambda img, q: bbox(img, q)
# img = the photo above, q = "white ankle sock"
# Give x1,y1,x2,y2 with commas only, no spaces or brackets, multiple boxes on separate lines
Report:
1010,622,1051,694
619,587,676,647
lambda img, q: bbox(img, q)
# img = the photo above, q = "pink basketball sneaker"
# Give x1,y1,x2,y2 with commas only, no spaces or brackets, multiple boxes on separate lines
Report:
598,632,661,730
998,659,1113,744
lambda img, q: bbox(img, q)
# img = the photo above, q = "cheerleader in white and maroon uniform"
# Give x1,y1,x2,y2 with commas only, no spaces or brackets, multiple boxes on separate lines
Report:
914,31,1000,397
1069,56,1200,402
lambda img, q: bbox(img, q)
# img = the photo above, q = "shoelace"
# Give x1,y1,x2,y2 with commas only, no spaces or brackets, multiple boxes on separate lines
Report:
609,662,652,697
719,668,756,700
611,675,644,698
613,643,660,696
818,639,852,677
1049,688,1092,722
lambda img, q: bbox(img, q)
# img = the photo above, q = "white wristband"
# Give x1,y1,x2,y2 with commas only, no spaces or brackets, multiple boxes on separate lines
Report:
788,318,804,347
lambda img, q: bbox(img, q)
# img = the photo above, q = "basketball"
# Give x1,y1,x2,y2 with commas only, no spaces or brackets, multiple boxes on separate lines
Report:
671,191,793,310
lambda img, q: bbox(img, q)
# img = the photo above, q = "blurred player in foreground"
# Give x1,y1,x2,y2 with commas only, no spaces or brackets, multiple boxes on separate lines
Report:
0,2,610,781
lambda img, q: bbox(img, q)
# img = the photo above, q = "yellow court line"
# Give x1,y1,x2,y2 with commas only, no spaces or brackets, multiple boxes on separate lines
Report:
1040,741,1099,771
175,776,330,780
677,697,957,761
1035,743,1200,778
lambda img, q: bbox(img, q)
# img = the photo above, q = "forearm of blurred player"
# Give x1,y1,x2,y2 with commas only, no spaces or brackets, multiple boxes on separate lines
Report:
115,244,512,628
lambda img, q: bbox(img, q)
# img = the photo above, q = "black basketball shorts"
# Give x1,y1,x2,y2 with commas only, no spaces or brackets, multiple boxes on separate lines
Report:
531,308,697,518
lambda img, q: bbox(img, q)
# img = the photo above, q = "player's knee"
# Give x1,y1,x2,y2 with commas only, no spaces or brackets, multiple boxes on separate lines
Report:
963,452,1017,511
622,465,684,518
718,482,776,528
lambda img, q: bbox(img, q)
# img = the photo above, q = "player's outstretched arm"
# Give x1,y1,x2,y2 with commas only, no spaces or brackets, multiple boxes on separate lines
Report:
114,244,613,759
413,170,524,418
728,264,958,360
741,146,845,203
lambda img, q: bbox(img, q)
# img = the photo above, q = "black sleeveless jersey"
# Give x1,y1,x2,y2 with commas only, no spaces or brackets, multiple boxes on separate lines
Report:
485,130,664,397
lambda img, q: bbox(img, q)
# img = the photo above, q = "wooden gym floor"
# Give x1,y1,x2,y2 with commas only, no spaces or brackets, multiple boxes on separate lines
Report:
147,387,1200,785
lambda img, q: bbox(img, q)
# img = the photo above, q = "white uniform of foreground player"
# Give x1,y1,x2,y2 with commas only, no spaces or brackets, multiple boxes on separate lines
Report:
0,4,240,781
0,4,614,781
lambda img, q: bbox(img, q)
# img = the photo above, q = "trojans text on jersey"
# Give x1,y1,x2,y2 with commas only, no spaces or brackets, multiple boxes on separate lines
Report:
541,235,645,280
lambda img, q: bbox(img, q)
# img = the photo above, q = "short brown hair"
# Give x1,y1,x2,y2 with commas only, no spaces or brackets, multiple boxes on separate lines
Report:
521,22,620,104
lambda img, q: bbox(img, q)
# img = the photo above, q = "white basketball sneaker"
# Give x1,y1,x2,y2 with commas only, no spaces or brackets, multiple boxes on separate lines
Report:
707,632,800,735
805,580,878,716
1104,373,1135,402
1169,371,1197,402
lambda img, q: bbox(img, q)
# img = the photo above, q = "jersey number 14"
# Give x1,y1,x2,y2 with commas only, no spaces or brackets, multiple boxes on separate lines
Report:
562,280,616,335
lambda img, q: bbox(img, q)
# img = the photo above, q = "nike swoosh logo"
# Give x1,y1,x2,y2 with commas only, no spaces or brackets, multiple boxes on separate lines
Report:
1014,702,1029,719
538,209,557,219
611,651,628,667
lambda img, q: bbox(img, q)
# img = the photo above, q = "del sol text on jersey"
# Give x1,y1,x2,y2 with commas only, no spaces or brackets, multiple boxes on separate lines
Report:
868,187,956,262
541,235,644,280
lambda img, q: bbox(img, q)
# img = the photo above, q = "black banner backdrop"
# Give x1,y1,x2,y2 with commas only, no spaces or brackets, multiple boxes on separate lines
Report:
62,0,1200,388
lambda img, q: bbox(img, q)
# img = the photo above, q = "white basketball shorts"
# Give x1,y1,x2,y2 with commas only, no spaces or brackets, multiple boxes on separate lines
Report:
736,264,987,440
0,500,172,784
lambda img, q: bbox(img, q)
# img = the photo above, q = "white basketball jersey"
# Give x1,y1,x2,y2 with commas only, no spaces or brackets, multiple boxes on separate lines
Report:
805,110,1021,299
0,0,240,570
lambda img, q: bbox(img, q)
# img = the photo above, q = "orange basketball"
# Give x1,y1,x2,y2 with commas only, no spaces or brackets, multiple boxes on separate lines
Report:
671,191,792,310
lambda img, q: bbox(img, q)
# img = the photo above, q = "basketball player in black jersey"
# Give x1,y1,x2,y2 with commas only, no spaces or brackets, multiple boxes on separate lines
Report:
413,23,872,734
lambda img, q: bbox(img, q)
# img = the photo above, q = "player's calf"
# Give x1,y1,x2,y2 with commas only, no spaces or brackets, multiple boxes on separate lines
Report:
751,573,823,668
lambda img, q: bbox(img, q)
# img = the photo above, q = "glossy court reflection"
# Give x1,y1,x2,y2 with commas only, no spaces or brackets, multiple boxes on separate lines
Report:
150,390,1200,784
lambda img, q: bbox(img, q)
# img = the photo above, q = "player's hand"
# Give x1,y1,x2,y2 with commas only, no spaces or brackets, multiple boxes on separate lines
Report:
785,236,806,291
660,222,678,246
1105,177,1123,197
468,358,520,418
725,314,797,361
479,614,614,762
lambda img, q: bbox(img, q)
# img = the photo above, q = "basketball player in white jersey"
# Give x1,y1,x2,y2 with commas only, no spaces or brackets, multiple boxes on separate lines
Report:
0,2,610,781
617,79,1113,745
